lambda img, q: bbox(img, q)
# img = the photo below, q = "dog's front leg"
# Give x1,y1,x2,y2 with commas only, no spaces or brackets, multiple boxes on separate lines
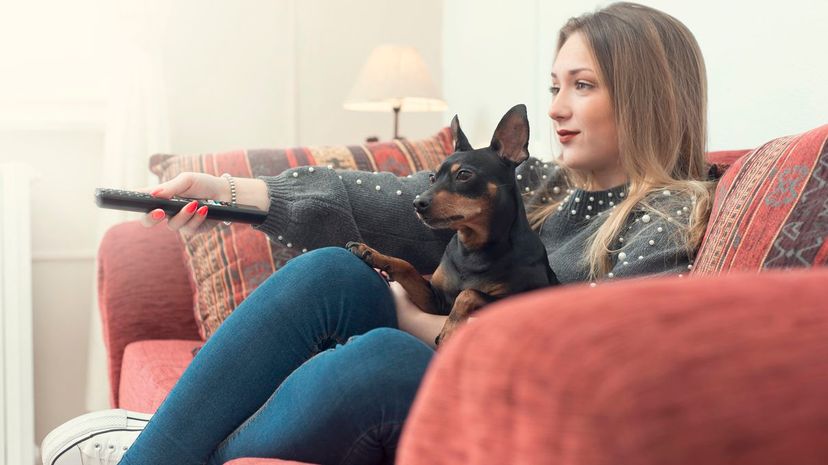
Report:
345,242,441,313
435,289,494,346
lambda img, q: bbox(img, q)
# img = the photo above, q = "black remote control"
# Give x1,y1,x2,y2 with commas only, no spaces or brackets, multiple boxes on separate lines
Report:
95,188,268,225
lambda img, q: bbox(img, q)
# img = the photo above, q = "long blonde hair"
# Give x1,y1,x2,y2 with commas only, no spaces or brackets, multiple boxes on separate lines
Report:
528,2,714,280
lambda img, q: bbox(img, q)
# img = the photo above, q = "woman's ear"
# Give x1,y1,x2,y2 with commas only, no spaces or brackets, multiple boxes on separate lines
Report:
451,115,474,152
490,104,530,164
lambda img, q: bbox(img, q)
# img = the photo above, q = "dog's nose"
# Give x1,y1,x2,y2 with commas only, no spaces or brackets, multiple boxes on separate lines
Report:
414,196,431,213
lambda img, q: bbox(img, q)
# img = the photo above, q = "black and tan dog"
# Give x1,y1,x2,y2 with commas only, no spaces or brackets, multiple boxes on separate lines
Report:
347,104,558,345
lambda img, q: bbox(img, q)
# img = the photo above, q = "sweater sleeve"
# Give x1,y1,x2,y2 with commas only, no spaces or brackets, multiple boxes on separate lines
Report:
606,191,696,280
514,157,571,213
252,166,454,274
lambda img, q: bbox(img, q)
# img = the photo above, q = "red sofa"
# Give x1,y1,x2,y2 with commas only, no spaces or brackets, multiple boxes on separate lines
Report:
97,125,827,464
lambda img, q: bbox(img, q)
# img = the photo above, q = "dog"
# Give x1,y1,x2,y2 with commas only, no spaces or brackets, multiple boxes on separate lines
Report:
347,104,558,346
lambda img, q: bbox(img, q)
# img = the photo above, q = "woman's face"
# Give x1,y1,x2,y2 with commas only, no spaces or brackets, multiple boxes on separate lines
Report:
549,32,625,189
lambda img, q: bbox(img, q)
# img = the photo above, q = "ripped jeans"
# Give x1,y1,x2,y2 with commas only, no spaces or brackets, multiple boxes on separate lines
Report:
119,247,435,465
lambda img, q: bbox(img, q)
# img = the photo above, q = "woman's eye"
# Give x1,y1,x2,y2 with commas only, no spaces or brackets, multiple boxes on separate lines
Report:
548,85,560,96
575,81,594,90
456,170,473,181
428,173,436,184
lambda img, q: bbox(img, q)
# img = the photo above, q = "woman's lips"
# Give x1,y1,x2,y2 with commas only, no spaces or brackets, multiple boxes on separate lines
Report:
558,130,580,144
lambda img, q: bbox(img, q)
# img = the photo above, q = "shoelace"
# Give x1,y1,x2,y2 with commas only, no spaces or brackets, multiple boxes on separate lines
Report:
91,442,128,464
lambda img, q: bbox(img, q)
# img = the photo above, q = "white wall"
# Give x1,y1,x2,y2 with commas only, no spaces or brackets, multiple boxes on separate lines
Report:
443,0,828,158
0,0,110,457
1,0,444,459
164,0,444,154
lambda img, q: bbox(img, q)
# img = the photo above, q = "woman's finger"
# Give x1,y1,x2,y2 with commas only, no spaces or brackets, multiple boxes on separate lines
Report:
165,200,199,231
140,209,166,228
179,205,209,236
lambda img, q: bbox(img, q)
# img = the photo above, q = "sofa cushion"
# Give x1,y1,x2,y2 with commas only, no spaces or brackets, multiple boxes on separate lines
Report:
149,129,453,339
694,124,828,274
119,339,203,413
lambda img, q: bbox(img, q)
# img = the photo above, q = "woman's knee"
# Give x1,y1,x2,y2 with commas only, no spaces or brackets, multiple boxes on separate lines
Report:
255,247,386,297
347,328,434,382
280,247,383,286
317,329,434,416
357,328,431,353
246,247,395,327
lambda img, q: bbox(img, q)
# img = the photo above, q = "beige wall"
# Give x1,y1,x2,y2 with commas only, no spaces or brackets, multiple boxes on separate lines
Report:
1,0,444,460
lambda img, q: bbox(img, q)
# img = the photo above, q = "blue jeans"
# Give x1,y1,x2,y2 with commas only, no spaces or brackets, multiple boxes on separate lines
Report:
119,247,435,465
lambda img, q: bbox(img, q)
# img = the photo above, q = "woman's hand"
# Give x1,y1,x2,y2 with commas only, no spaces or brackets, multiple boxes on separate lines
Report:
138,172,271,237
138,172,229,236
389,281,448,349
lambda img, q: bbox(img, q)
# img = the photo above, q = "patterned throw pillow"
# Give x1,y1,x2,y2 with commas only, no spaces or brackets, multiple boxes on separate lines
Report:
150,128,453,339
693,124,828,275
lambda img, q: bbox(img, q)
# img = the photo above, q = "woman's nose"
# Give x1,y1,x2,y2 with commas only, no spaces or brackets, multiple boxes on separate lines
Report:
548,93,570,121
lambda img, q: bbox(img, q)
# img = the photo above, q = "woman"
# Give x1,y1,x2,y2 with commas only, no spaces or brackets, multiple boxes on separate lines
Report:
42,3,713,464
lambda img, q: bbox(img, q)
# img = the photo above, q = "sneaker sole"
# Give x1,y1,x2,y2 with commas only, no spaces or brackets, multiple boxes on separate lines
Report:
41,409,152,465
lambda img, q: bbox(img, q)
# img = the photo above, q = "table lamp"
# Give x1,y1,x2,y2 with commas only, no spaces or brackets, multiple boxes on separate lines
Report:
344,44,448,139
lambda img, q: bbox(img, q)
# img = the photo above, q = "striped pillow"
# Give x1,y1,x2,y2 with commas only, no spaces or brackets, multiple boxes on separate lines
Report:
150,128,453,339
693,124,828,275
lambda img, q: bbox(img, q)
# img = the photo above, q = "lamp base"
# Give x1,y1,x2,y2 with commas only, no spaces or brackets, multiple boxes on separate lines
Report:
393,105,401,139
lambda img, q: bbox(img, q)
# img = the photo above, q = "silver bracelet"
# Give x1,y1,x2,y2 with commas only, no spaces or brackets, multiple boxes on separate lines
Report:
220,173,237,208
220,173,237,226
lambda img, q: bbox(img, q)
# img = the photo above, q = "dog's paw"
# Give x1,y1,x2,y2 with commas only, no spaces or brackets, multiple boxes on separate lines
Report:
345,242,375,267
435,321,459,347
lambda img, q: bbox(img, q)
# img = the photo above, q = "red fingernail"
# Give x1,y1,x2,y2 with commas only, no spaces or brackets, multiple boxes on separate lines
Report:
150,188,163,197
185,201,198,213
197,206,208,216
151,210,165,220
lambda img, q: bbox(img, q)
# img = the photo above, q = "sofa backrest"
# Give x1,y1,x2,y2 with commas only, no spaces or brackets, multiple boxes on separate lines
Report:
149,128,455,340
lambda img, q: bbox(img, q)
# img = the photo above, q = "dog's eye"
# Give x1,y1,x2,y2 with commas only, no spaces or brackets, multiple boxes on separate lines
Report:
428,173,436,184
456,170,473,182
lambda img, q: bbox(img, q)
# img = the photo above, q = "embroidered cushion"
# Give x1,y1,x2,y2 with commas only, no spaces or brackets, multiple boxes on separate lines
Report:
150,129,453,339
693,124,828,274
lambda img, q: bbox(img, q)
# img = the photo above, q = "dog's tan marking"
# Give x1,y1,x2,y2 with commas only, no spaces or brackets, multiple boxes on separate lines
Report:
479,281,511,298
431,265,447,290
436,289,489,346
429,191,483,222
346,242,441,314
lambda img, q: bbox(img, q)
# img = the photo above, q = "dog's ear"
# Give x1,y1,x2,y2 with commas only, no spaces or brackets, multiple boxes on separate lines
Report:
490,104,530,164
451,115,473,152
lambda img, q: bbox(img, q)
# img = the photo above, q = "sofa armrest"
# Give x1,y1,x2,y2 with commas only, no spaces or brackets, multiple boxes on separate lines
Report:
399,269,828,465
97,220,201,407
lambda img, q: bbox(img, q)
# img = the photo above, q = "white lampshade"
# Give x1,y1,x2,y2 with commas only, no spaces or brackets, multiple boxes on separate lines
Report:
344,44,448,112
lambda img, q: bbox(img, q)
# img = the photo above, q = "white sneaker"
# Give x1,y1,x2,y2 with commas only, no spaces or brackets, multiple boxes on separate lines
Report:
41,409,152,465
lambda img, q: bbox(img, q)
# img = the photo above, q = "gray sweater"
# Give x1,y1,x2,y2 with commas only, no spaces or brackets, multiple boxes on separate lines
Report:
253,158,694,285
